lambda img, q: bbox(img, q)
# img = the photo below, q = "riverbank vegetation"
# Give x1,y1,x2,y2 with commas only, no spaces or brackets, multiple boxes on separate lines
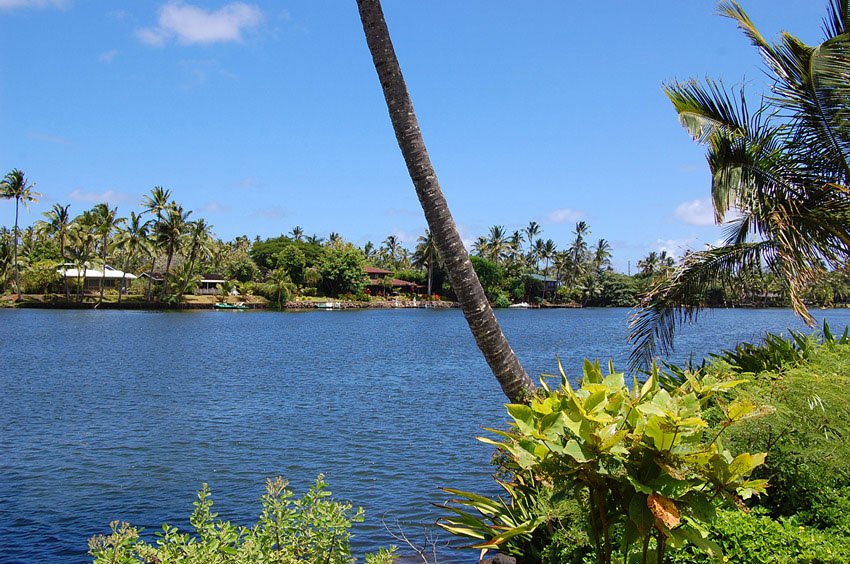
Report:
3,186,849,310
439,325,850,563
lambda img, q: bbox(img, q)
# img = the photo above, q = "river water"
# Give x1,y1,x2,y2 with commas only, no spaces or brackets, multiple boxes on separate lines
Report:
2,307,850,562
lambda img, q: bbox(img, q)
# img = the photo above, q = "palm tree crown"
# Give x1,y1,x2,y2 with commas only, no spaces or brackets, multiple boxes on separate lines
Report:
629,0,850,369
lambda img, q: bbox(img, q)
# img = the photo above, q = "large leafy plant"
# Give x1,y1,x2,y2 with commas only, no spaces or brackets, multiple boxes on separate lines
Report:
440,361,771,563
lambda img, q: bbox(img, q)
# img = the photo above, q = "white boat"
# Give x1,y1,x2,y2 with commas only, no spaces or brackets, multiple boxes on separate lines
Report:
508,302,531,308
316,302,341,309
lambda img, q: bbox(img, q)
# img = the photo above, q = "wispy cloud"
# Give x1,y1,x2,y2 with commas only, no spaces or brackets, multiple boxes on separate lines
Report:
27,131,71,146
201,201,231,214
253,206,288,220
0,0,67,10
654,238,696,259
545,208,584,224
137,1,263,47
98,49,120,63
674,198,715,226
68,189,133,205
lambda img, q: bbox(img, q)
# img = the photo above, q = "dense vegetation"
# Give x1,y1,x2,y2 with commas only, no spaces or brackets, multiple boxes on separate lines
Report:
3,180,848,308
439,325,850,563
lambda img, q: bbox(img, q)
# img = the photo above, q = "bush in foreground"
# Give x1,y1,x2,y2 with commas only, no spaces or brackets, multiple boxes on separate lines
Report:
89,475,395,564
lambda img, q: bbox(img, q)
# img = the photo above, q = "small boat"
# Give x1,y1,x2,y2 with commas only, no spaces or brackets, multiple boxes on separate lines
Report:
508,302,531,308
316,301,341,309
214,302,249,310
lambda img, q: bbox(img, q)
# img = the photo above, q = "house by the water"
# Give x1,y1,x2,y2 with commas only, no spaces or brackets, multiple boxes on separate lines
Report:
57,264,137,291
364,266,421,296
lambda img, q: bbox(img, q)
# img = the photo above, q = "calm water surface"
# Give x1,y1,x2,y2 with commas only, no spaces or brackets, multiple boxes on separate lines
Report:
2,307,850,562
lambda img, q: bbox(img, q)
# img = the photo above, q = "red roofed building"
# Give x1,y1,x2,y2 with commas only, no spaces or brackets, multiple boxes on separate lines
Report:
364,266,423,296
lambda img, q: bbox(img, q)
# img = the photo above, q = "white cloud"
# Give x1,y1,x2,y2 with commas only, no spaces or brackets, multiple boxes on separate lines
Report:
98,49,120,63
674,198,715,226
68,189,133,205
201,201,231,214
137,1,263,47
654,238,696,259
0,0,66,10
545,208,584,224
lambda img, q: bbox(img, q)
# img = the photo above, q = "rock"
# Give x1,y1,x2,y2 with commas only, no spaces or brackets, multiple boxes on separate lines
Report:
482,555,517,564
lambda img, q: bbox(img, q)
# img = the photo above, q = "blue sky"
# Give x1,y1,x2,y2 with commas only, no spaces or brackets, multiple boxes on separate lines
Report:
0,0,824,272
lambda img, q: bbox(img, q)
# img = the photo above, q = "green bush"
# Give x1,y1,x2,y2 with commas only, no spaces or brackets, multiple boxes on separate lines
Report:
720,340,850,523
439,360,769,564
666,508,850,563
89,475,392,564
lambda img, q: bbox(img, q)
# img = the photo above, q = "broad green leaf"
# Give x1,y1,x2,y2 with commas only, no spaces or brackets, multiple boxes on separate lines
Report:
506,404,536,435
562,440,592,463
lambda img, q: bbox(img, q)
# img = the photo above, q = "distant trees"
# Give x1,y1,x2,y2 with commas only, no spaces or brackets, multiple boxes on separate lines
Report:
1,169,40,298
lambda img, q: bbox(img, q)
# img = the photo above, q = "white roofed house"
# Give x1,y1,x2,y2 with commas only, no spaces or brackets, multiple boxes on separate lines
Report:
57,264,137,292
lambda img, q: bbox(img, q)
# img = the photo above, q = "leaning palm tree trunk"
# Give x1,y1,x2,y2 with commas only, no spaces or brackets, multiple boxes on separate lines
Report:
356,0,534,403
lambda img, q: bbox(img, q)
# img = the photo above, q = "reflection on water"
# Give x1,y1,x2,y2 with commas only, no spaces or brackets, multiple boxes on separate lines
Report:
2,307,849,562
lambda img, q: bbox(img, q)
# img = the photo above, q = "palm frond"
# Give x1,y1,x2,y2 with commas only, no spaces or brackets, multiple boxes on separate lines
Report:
822,0,850,38
628,242,775,371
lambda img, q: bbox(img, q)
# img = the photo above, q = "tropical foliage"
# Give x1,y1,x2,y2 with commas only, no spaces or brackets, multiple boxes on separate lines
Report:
440,359,769,563
630,0,850,369
89,475,396,564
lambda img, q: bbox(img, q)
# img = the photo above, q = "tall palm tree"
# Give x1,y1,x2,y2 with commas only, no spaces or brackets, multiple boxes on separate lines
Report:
524,221,540,252
157,204,191,300
356,0,533,402
629,0,850,369
290,225,304,241
41,203,72,299
142,187,172,300
1,169,41,299
381,234,401,268
114,212,151,304
413,228,439,295
486,225,508,265
69,217,97,301
592,239,613,273
178,219,213,299
541,238,557,277
92,203,119,306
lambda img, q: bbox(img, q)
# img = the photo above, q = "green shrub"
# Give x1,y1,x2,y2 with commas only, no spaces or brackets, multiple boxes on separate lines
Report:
439,360,769,564
89,475,391,564
666,508,850,563
721,341,850,523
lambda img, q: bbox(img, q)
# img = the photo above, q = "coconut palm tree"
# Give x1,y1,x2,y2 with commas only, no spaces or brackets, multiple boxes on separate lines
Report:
264,267,297,308
178,218,213,299
592,239,613,273
524,221,540,252
92,203,119,306
157,204,191,300
68,218,97,301
290,226,304,241
380,234,402,269
114,212,151,304
1,169,41,299
142,187,172,300
629,0,850,369
413,228,439,295
540,238,557,277
356,0,533,402
486,225,508,265
41,203,72,299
